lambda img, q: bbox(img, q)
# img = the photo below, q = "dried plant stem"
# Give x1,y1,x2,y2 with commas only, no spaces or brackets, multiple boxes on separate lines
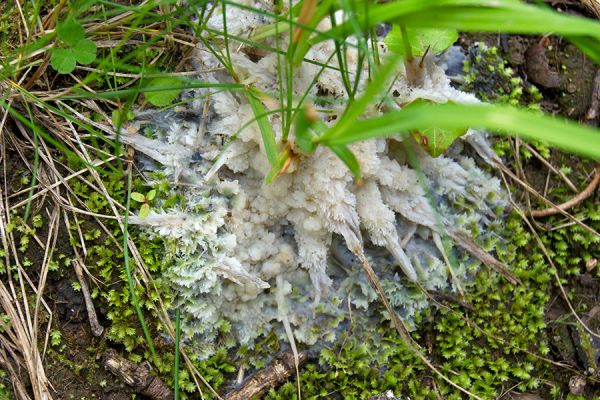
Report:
496,161,600,238
73,260,104,336
529,165,600,218
351,246,485,400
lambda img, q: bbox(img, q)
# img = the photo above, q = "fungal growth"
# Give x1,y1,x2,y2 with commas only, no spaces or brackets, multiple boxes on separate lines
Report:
121,4,509,357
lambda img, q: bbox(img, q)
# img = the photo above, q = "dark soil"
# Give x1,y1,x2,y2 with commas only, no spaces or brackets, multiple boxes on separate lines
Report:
1,146,133,400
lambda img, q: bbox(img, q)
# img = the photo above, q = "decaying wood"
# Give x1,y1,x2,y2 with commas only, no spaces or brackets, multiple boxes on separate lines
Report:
225,351,308,400
529,165,600,218
103,349,173,400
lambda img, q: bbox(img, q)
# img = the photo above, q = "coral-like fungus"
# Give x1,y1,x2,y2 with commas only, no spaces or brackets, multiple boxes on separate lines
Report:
122,4,508,357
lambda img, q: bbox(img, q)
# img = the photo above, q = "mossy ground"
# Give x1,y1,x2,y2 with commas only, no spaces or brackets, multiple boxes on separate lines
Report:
9,155,594,400
1,3,599,398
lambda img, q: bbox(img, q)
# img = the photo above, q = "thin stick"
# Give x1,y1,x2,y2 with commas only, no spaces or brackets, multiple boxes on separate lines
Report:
529,165,600,218
73,259,104,336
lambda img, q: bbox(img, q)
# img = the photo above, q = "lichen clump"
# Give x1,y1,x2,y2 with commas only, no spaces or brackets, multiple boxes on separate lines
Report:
122,3,508,357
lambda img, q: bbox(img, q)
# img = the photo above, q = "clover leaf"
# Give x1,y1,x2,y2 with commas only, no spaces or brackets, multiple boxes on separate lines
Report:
50,49,77,75
50,18,97,74
144,77,183,107
55,18,85,46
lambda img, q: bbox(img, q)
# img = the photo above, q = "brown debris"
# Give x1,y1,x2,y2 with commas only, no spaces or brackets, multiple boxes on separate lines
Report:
73,260,104,336
585,69,600,125
569,375,587,395
529,165,600,218
582,0,600,18
524,42,562,89
103,349,173,400
505,37,528,66
511,394,545,400
225,352,308,400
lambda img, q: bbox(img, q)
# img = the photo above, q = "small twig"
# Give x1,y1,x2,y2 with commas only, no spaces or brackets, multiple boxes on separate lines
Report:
496,161,600,237
72,259,104,336
225,352,308,400
529,165,600,218
448,230,520,285
522,142,578,193
62,210,103,336
103,349,172,400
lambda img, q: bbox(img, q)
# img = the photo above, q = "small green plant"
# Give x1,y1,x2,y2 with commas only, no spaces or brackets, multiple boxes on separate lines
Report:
144,77,183,107
50,329,62,347
131,190,156,218
50,18,97,74
384,25,458,59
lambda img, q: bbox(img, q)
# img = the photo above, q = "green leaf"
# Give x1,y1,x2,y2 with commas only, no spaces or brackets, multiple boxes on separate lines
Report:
324,55,403,141
405,99,467,157
112,109,129,127
328,144,361,180
72,39,97,65
246,89,278,166
317,102,600,160
50,49,76,74
294,105,318,153
139,203,150,218
385,25,457,57
309,0,600,46
264,147,291,184
130,192,146,202
144,77,182,107
56,18,85,46
145,190,156,201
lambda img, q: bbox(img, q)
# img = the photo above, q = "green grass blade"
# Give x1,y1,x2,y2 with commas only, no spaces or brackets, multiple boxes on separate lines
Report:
57,81,245,101
320,55,402,141
329,144,361,179
291,0,334,66
318,102,600,159
173,309,181,400
309,0,600,45
246,88,279,166
399,6,600,37
124,169,158,366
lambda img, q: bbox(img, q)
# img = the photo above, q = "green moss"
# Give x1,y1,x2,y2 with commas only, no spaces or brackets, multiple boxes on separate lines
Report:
461,43,549,160
53,144,583,399
462,43,541,108
263,211,554,399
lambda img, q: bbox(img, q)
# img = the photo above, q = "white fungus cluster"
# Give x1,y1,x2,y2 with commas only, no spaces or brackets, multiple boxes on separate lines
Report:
123,1,508,358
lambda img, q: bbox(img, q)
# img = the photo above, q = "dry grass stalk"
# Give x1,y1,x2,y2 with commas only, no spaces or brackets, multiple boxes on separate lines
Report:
529,165,600,218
